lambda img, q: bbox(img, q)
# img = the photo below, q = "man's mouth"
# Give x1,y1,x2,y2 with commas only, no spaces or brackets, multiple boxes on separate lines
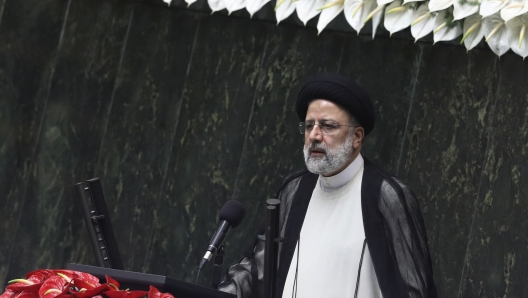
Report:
310,149,326,156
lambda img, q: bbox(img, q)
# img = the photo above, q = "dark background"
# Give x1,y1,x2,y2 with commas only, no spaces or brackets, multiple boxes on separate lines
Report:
1,0,527,297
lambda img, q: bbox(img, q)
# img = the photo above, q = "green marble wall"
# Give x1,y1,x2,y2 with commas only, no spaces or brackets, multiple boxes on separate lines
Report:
0,0,527,297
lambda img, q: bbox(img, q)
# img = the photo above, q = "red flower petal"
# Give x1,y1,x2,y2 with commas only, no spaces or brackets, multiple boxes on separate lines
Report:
53,271,99,287
25,271,54,283
14,291,39,298
104,290,147,298
146,287,172,298
147,287,159,298
104,276,119,291
70,284,110,298
39,276,67,298
71,277,99,290
6,282,42,294
0,289,15,298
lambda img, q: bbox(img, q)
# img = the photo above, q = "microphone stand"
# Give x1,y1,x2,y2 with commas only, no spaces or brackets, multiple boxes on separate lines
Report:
262,199,283,298
212,245,225,289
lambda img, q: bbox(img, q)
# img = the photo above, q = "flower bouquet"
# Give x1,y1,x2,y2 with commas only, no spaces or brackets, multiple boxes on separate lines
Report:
0,270,175,298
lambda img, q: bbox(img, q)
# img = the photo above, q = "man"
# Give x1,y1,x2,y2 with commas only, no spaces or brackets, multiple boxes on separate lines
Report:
219,73,437,298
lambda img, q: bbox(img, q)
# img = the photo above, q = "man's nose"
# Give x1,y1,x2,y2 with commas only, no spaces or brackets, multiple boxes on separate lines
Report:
308,125,324,142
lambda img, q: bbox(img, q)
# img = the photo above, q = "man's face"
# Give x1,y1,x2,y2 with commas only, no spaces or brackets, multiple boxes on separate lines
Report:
303,99,356,177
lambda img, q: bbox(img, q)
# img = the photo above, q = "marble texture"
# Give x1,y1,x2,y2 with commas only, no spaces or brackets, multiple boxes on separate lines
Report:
94,5,199,273
397,45,500,297
0,0,71,285
457,54,528,298
2,0,133,281
1,0,528,297
338,35,424,175
144,14,268,280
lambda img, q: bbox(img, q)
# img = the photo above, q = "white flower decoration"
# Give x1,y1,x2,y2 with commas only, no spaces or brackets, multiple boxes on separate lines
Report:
225,0,247,14
433,9,463,43
460,13,485,50
185,0,198,6
411,3,438,41
362,4,387,38
480,0,511,17
384,1,417,35
275,0,297,23
247,0,271,17
209,0,227,13
344,0,379,33
429,0,454,12
500,0,528,21
317,0,345,34
453,0,481,20
506,13,528,57
483,12,512,55
296,0,326,25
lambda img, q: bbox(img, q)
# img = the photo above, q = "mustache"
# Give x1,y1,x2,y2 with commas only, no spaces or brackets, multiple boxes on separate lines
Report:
306,142,327,152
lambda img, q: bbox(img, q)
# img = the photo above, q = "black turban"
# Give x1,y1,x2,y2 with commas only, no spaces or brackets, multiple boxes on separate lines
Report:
296,73,375,135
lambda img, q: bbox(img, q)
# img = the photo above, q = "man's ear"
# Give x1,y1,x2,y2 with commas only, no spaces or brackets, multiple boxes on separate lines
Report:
353,127,364,150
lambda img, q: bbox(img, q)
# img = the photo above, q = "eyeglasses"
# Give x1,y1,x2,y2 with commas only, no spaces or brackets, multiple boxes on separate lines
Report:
299,121,356,135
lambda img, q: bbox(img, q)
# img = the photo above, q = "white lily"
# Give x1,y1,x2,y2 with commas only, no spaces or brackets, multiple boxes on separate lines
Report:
163,0,172,6
429,0,454,12
185,0,198,6
275,0,297,23
296,0,326,25
500,0,528,21
317,0,345,34
411,3,438,40
506,13,528,57
480,0,510,17
460,13,485,50
209,0,227,13
361,4,386,37
225,0,246,14
453,0,481,20
384,1,417,35
483,12,512,55
344,0,378,33
247,0,271,17
379,0,397,6
433,9,463,43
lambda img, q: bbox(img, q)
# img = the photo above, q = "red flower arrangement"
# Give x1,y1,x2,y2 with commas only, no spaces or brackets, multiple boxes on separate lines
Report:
0,270,175,298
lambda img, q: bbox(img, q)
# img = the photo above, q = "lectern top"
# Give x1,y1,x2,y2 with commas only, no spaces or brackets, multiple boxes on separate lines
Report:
67,264,235,298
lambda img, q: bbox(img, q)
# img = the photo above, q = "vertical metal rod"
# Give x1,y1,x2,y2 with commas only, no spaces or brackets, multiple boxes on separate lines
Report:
263,198,280,298
75,182,105,267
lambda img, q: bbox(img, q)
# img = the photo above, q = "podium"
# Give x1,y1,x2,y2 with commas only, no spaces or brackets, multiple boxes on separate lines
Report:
67,264,235,298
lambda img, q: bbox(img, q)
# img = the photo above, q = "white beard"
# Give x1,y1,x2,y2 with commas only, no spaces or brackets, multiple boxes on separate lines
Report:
303,134,355,175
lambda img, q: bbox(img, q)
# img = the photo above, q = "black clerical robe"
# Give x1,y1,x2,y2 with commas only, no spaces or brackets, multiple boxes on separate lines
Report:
219,158,438,298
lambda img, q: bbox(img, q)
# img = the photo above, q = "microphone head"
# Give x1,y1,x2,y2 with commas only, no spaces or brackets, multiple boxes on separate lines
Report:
219,200,245,228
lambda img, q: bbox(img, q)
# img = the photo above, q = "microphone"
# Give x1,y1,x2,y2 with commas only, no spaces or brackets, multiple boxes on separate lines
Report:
198,200,245,269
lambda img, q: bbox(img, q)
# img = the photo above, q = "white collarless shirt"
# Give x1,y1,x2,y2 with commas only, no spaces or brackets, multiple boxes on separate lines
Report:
282,154,382,298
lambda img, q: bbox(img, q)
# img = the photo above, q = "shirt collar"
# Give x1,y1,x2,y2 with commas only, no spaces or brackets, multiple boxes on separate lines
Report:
319,154,364,192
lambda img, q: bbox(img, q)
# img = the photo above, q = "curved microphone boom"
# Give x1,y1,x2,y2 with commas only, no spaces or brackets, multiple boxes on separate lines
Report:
198,200,245,270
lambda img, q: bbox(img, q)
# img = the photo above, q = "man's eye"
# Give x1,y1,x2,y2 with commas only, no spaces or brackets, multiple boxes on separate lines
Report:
305,124,315,130
322,124,337,130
